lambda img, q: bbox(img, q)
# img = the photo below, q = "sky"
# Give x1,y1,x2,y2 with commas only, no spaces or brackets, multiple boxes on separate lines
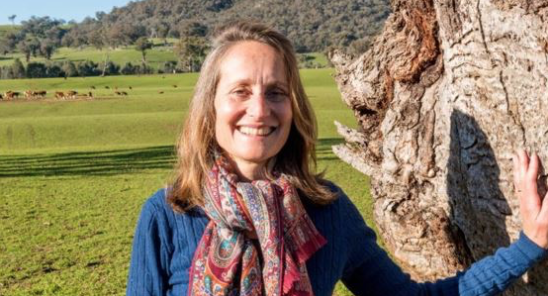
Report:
0,0,135,25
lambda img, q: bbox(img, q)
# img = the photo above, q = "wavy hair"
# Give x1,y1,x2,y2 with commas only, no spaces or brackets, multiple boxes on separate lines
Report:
168,20,336,212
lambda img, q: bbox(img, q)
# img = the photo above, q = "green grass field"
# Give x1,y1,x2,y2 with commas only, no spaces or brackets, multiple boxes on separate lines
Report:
0,69,373,295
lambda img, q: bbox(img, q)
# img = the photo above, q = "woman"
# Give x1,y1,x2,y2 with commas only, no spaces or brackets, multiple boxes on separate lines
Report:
127,21,547,296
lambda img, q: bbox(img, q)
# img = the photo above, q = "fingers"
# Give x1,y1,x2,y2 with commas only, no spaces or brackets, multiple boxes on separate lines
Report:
518,149,529,175
538,191,548,220
515,149,541,215
527,152,539,182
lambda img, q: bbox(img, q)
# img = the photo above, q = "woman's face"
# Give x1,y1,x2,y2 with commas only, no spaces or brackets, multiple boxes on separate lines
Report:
214,41,293,176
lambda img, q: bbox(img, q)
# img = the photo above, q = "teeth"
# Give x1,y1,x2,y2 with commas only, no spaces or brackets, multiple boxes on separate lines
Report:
239,126,274,136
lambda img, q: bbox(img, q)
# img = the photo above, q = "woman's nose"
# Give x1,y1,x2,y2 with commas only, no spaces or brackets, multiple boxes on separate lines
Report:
247,93,270,118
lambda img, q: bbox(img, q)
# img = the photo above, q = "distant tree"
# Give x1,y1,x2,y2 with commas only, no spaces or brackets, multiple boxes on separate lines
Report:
174,36,208,72
103,61,120,76
45,26,67,46
8,15,16,26
46,63,63,77
121,62,137,75
155,22,170,45
61,61,78,77
21,16,64,39
0,41,8,55
20,38,41,60
39,39,57,60
26,62,48,78
3,32,20,52
77,61,100,77
11,58,25,78
17,41,32,62
134,37,153,66
162,61,178,74
178,21,208,38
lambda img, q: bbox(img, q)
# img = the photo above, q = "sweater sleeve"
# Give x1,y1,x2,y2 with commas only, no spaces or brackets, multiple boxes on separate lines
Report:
457,232,545,296
338,189,546,296
127,195,172,296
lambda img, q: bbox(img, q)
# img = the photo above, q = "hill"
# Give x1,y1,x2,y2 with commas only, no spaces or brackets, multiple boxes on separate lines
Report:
67,0,391,54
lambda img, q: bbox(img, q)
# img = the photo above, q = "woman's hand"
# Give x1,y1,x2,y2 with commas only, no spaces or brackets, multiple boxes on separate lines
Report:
513,149,548,249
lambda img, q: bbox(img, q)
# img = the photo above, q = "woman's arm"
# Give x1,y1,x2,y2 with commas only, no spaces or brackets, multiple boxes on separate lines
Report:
341,213,544,296
126,197,171,296
339,150,548,296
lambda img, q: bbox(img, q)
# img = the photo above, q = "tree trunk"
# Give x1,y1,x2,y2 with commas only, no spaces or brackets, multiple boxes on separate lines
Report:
331,0,548,294
101,50,110,77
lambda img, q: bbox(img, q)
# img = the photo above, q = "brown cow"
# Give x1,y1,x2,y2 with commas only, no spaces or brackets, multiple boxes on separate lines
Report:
24,90,34,99
66,91,78,99
34,90,47,98
54,92,65,99
5,91,20,100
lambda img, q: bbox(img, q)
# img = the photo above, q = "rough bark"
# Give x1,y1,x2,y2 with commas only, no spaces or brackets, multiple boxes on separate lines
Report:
331,0,548,294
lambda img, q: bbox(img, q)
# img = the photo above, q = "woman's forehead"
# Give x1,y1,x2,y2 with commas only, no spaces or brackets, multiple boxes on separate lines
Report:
217,41,287,85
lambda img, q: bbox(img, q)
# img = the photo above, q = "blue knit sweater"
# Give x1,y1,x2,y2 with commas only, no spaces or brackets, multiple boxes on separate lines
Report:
126,184,546,296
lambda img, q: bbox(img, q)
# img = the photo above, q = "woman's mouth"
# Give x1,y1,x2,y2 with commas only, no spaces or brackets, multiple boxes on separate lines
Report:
238,126,276,136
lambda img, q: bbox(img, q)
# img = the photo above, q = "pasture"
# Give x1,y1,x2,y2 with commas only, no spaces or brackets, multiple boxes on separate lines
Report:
0,69,373,295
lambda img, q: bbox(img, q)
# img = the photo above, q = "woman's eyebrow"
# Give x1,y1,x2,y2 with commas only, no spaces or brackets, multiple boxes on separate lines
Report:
267,82,289,90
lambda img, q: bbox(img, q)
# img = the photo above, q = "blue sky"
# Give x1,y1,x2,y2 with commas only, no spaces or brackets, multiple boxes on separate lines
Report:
0,0,134,25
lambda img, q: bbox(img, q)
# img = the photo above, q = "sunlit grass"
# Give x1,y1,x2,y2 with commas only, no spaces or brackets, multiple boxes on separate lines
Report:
0,69,371,295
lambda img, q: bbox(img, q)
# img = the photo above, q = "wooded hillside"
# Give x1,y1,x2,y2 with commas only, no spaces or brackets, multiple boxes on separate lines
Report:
30,0,390,54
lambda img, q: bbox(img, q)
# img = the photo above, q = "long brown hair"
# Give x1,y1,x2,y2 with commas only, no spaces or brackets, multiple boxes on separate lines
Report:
168,20,336,212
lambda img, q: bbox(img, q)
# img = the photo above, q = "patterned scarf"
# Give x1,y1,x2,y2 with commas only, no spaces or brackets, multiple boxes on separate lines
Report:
188,152,326,296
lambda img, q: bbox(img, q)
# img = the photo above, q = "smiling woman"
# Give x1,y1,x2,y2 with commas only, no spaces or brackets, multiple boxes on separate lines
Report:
126,21,548,296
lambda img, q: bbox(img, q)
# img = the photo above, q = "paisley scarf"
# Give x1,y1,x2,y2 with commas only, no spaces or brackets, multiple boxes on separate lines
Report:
188,152,326,296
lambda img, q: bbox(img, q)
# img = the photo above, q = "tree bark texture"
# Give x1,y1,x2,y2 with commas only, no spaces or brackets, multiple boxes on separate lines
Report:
331,0,548,294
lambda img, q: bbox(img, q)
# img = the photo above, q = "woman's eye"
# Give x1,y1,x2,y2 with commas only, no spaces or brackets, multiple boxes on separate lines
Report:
266,89,288,101
232,89,249,97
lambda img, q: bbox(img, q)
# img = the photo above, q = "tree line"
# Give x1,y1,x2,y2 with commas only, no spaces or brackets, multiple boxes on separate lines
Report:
0,58,176,80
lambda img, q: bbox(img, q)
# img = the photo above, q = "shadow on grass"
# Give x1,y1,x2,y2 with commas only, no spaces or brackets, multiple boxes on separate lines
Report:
0,145,177,177
0,138,345,178
317,138,344,161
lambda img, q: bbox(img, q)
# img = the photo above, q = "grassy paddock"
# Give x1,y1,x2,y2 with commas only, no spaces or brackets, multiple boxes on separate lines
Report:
0,69,373,295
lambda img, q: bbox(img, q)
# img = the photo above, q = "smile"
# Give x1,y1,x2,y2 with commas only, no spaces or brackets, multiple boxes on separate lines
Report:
237,126,276,136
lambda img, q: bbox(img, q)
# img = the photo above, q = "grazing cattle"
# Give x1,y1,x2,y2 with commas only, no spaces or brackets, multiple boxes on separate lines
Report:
55,92,65,99
66,91,78,99
0,94,3,100
158,91,164,94
172,84,178,88
5,91,20,100
114,91,128,96
24,90,34,99
88,92,94,98
129,86,133,90
34,90,47,97
105,86,110,89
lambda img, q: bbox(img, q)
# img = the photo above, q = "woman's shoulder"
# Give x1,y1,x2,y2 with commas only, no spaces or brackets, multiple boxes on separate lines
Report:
303,180,353,211
139,188,207,227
